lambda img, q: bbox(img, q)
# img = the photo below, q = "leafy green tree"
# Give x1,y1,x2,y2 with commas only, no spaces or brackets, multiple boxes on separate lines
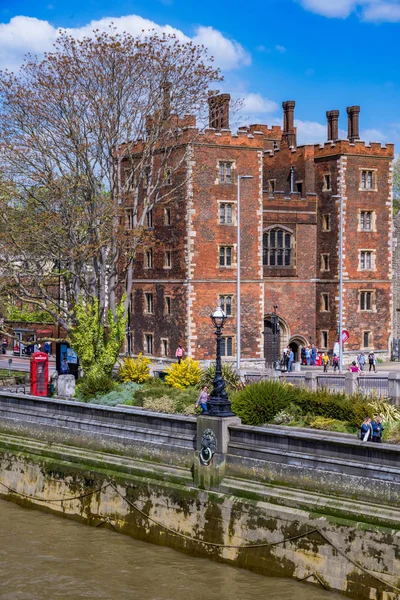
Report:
69,296,127,377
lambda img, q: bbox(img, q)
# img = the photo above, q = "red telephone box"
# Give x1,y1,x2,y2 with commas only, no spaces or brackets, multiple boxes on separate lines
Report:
30,352,49,396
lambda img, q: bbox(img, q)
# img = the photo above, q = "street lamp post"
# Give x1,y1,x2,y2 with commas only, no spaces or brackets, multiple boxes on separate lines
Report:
208,306,235,417
236,175,253,375
126,301,132,357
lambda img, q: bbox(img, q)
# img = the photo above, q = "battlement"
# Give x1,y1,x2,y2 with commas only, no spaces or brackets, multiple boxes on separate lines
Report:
313,139,394,158
264,190,318,207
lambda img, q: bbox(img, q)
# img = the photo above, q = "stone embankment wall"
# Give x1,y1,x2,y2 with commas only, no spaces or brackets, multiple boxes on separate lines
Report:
0,391,400,600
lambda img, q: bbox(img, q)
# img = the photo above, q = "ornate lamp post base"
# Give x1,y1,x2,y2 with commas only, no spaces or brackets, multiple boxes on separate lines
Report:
208,306,235,418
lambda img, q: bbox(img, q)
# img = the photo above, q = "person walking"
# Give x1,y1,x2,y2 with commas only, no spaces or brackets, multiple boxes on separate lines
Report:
305,346,311,366
368,351,376,372
175,344,184,364
322,352,329,373
360,417,372,442
371,415,384,443
287,348,294,372
282,346,289,371
301,346,306,365
311,345,317,366
357,352,366,372
332,353,339,372
349,361,360,373
195,385,209,414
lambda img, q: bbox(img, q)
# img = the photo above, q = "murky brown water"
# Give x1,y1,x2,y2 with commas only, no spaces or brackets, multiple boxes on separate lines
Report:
0,499,343,600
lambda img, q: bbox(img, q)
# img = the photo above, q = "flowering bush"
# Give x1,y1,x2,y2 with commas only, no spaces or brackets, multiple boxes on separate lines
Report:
165,357,202,389
118,353,152,384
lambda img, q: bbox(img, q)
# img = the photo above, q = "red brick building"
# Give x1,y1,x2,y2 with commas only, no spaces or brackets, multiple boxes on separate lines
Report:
127,96,394,367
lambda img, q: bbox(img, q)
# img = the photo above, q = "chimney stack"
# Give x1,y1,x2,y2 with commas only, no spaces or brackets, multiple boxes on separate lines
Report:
347,105,360,142
282,100,296,147
208,94,230,129
326,110,339,141
162,81,172,119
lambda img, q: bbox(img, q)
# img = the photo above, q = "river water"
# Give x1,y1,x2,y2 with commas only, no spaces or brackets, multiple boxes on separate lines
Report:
0,499,342,600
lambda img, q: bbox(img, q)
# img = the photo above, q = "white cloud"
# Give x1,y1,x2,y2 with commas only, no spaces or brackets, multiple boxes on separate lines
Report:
297,0,400,22
275,44,286,53
0,14,250,72
242,93,279,114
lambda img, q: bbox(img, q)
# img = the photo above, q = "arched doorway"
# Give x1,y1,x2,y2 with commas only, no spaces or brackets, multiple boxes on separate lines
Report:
263,315,290,367
289,336,308,363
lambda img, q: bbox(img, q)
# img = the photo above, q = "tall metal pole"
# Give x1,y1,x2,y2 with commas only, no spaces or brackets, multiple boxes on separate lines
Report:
236,175,253,375
339,195,344,373
236,176,241,374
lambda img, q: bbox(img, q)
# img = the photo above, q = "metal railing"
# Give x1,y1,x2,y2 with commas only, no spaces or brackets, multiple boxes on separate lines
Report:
357,377,389,398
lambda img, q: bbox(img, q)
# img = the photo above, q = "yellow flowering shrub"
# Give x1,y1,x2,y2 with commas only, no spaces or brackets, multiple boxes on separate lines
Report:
118,353,152,384
165,357,202,389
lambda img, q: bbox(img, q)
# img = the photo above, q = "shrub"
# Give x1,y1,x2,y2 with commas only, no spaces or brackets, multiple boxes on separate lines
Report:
76,371,117,402
133,382,198,414
201,362,241,392
142,396,175,413
165,358,202,389
118,353,152,384
366,399,400,423
231,380,297,426
309,416,351,432
384,422,400,444
89,382,143,406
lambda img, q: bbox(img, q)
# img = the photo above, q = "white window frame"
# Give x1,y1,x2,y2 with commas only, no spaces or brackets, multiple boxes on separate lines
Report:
144,292,154,314
160,338,169,357
358,249,376,271
358,210,376,232
219,295,234,316
320,330,328,349
359,169,377,191
322,174,331,192
164,207,171,226
164,250,172,269
164,296,172,315
218,201,236,225
144,332,154,355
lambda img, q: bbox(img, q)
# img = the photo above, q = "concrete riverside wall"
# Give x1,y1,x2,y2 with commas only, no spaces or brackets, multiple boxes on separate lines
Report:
0,391,400,599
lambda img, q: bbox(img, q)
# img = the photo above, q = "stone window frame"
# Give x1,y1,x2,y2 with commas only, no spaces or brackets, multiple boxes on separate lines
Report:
267,179,276,194
143,332,154,355
144,247,154,269
320,330,328,349
221,335,235,357
160,338,169,357
362,330,373,350
164,295,172,316
218,245,236,268
164,207,172,226
216,160,236,185
358,289,376,312
358,209,376,232
125,207,134,230
322,214,331,232
218,200,236,226
219,294,234,317
320,292,330,312
164,250,172,270
322,173,332,192
358,249,376,272
146,208,154,228
359,168,378,192
320,253,330,272
295,180,303,195
263,225,295,268
144,292,154,314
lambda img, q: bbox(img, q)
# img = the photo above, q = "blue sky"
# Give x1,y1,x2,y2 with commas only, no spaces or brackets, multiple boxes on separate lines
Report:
0,0,399,145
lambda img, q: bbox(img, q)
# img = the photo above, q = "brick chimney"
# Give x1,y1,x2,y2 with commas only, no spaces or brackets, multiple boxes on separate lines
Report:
347,106,360,142
162,81,172,119
282,100,296,148
208,93,230,129
326,110,339,141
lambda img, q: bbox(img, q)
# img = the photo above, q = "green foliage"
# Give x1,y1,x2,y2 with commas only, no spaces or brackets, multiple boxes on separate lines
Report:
76,371,117,402
201,362,241,392
165,357,202,389
133,379,198,414
70,295,127,377
118,353,151,384
81,381,143,406
6,302,53,324
309,416,351,432
384,421,400,444
366,399,400,423
231,380,371,428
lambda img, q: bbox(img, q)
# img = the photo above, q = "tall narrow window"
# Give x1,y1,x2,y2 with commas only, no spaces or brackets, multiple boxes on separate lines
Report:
124,168,135,190
145,248,153,269
161,339,169,357
219,161,232,183
320,331,328,348
164,250,172,269
360,211,373,231
322,214,331,231
321,254,330,271
146,209,153,228
144,293,154,314
219,295,233,316
126,208,134,230
145,334,153,355
164,208,171,226
296,181,303,195
360,291,374,311
164,168,172,185
268,179,276,194
321,293,329,312
323,174,331,191
263,228,293,267
361,170,376,190
219,203,233,225
363,331,372,349
219,246,233,267
165,296,172,315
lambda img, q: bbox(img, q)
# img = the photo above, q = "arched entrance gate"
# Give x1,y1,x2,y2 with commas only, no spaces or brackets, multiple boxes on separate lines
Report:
263,315,289,368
